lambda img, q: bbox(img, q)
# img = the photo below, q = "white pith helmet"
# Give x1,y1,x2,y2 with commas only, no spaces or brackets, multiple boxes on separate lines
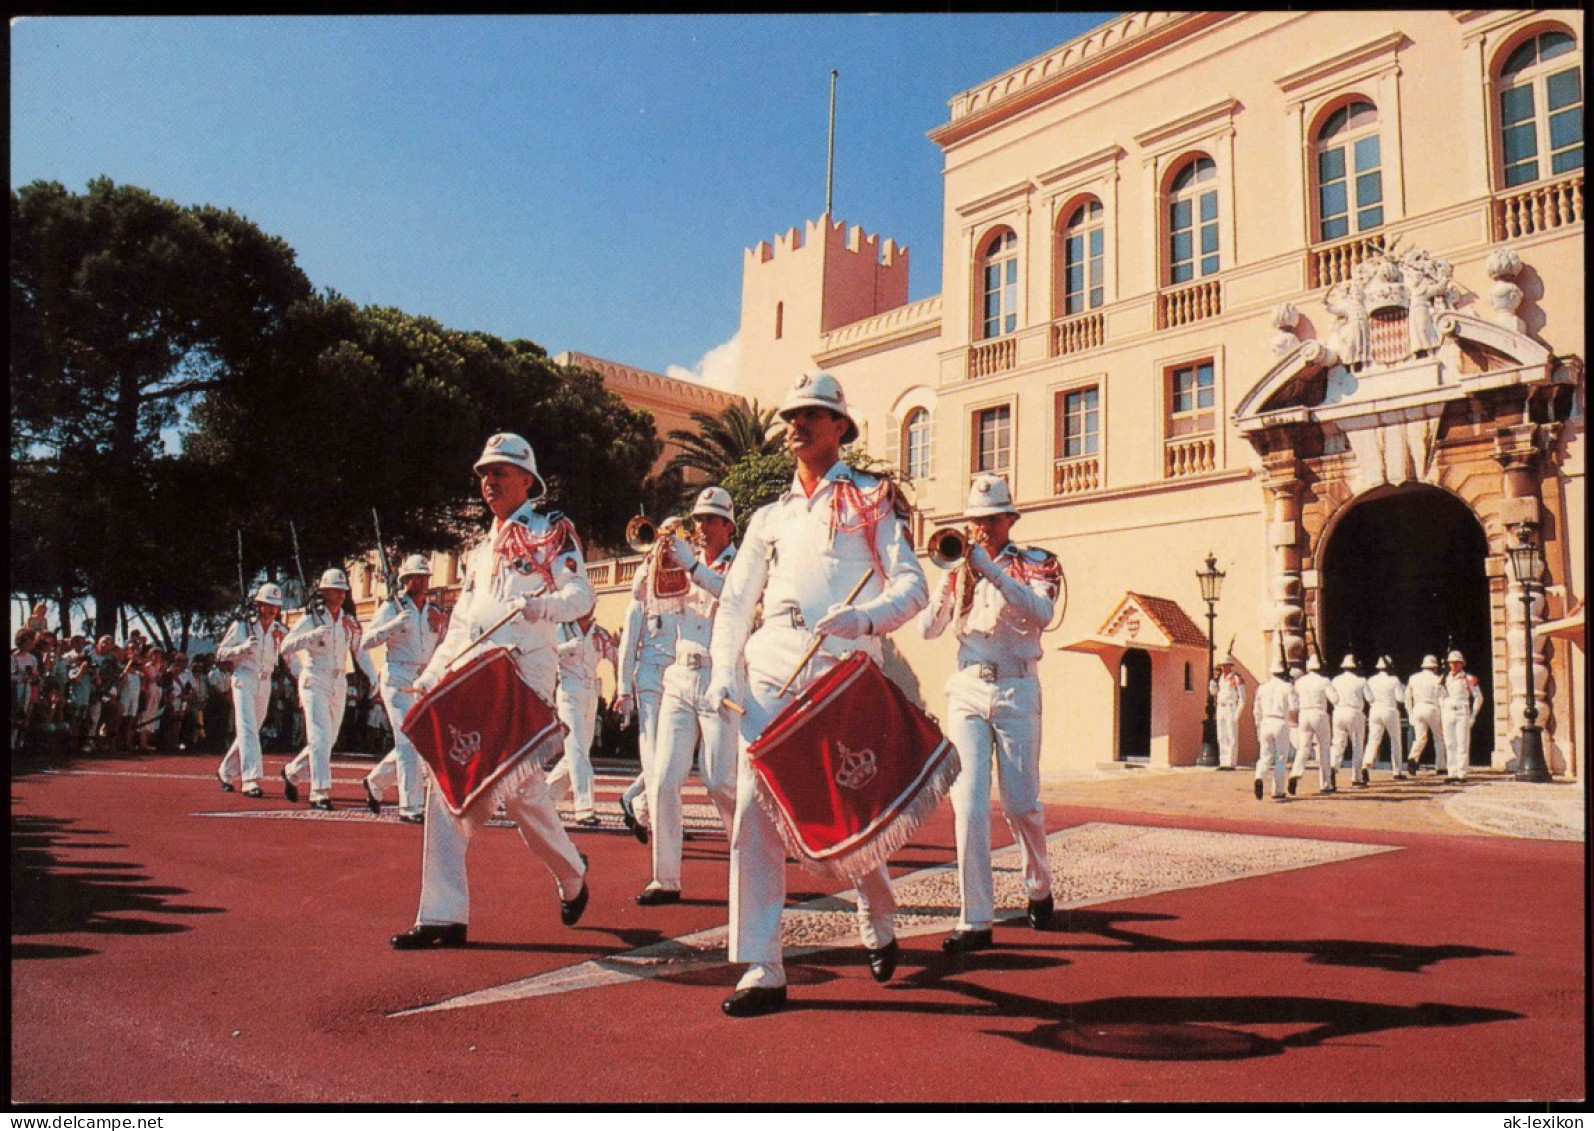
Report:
473,432,547,500
690,486,735,523
317,568,350,592
397,554,432,579
254,582,285,606
965,473,1019,519
778,371,859,445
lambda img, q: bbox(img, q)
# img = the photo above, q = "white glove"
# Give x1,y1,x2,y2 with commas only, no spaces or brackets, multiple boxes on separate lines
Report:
512,596,549,623
668,535,696,570
815,605,871,640
966,543,999,581
704,670,739,717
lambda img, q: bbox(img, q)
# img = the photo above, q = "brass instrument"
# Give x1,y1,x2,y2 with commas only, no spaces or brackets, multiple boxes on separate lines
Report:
925,525,970,570
627,515,693,599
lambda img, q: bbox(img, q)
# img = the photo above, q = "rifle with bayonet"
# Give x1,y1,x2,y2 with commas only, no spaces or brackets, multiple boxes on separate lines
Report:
236,530,257,626
289,521,326,628
371,508,408,612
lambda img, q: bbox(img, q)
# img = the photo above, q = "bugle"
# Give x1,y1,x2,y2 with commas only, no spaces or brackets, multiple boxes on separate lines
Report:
925,525,969,570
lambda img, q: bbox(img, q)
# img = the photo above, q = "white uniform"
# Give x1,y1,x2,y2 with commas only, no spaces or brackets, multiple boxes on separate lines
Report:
649,542,741,891
215,617,286,789
361,596,446,818
1365,671,1407,777
921,543,1058,933
410,502,592,928
1329,670,1370,779
282,610,376,803
1290,668,1339,788
1440,669,1484,780
547,619,606,821
1214,670,1245,769
1405,669,1447,773
617,553,683,826
709,461,928,967
1253,675,1297,797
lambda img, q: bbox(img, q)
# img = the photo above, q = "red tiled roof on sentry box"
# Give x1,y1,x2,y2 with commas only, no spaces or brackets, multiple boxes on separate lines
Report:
1125,592,1210,649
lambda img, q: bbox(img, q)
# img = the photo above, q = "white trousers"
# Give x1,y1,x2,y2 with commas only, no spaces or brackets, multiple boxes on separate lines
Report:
1441,708,1474,779
1215,705,1241,769
1256,718,1291,796
285,674,346,802
730,627,896,966
944,668,1050,932
1408,703,1446,770
649,661,739,890
620,664,668,823
547,675,598,818
367,672,424,816
413,653,585,927
1291,708,1333,786
1366,705,1404,773
1330,708,1367,774
218,673,271,788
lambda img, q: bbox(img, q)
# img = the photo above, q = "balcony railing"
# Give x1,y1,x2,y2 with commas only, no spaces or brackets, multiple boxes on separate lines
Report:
1494,173,1584,241
1157,279,1222,329
1308,231,1387,290
1164,434,1215,478
1051,310,1105,357
967,336,1017,379
1052,455,1100,496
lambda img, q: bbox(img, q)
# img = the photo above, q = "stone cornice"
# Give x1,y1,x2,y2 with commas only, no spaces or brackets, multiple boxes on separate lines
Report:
1274,30,1405,103
1133,97,1242,154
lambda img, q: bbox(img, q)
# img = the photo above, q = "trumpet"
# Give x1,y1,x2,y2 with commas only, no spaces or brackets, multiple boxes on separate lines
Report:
625,514,693,554
926,525,970,570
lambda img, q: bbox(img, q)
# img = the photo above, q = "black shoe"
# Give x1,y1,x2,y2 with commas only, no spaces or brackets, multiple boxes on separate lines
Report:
1444,776,1461,784
390,922,466,950
310,798,333,812
576,814,601,828
1287,776,1300,796
561,880,590,927
1328,768,1337,792
218,775,235,793
281,768,298,803
1405,758,1418,777
722,986,787,1018
1216,765,1235,771
362,778,382,816
941,929,994,956
619,795,649,845
1027,894,1054,931
635,886,681,907
1254,779,1265,801
243,786,264,799
398,812,423,825
867,939,900,983
1357,770,1370,787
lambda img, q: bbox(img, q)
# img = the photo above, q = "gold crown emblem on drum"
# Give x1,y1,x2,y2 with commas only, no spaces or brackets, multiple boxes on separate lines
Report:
834,743,878,791
446,724,483,766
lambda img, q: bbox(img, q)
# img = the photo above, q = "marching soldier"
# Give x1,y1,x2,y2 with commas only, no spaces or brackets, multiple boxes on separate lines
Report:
706,371,928,1017
1213,655,1245,771
1253,657,1296,801
214,583,287,797
390,432,592,949
920,474,1058,956
280,568,377,810
547,614,607,827
1330,653,1372,787
1404,655,1447,776
360,553,446,823
1439,649,1484,784
1365,656,1408,781
639,486,741,906
1290,655,1338,793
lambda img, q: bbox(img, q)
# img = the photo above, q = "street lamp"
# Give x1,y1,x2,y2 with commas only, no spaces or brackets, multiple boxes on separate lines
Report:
1196,552,1226,768
1506,530,1552,782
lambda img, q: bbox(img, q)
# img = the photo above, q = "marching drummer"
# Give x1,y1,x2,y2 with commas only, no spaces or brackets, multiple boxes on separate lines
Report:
359,553,447,823
920,474,1059,957
638,486,740,906
706,371,928,1017
390,432,593,950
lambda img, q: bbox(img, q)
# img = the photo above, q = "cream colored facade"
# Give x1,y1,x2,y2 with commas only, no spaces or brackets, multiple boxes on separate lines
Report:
727,10,1585,780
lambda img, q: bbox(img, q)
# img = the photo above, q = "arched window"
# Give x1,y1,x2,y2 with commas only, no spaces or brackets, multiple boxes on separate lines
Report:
1498,30,1583,187
1167,157,1219,284
978,229,1019,339
1061,200,1105,315
1315,100,1384,241
902,408,931,481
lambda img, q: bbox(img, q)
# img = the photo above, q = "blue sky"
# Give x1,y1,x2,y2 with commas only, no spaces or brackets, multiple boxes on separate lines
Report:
12,13,1116,392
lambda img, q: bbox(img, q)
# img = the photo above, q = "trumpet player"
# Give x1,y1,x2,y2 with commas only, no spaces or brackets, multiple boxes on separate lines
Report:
920,474,1060,957
637,486,740,906
615,514,689,844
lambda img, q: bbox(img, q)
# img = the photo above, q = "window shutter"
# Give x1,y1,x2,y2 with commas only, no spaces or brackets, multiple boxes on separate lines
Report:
884,410,900,474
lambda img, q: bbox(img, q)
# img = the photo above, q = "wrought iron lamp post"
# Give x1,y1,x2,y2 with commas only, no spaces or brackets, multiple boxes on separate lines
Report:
1196,552,1226,768
1506,531,1552,782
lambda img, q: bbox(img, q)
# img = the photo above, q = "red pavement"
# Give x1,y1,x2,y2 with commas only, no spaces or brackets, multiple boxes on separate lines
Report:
9,748,1588,1105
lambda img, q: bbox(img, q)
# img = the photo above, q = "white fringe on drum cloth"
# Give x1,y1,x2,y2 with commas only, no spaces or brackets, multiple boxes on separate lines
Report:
754,743,961,880
453,723,567,820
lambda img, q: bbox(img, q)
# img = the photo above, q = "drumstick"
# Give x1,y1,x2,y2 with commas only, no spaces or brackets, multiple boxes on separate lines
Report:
775,568,876,698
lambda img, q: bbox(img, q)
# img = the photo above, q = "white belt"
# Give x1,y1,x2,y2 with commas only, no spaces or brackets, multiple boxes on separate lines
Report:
766,606,807,630
960,658,1035,681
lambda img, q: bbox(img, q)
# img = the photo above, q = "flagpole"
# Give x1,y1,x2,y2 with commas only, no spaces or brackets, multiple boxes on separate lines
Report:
825,69,838,217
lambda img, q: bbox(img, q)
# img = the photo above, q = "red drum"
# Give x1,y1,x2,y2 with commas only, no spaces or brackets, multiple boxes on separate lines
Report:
747,651,958,878
402,646,565,817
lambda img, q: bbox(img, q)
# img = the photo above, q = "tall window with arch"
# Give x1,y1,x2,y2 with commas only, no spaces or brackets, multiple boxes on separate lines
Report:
902,407,932,482
1061,200,1105,315
1315,100,1384,241
1498,29,1583,187
1167,156,1219,284
978,228,1019,339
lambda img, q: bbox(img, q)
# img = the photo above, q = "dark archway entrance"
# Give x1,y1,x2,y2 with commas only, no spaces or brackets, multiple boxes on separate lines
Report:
1117,648,1152,762
1320,487,1493,767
